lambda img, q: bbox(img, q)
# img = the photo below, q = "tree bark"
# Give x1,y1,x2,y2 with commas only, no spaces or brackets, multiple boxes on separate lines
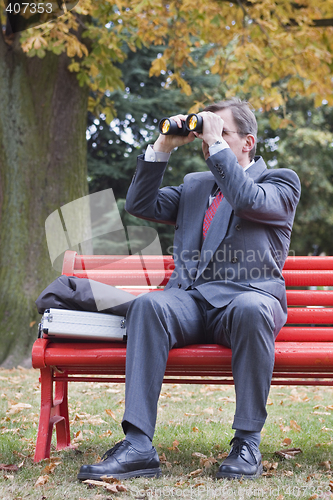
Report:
0,33,89,367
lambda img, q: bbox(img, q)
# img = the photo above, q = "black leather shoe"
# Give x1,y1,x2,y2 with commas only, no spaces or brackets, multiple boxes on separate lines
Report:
77,440,162,480
216,437,263,480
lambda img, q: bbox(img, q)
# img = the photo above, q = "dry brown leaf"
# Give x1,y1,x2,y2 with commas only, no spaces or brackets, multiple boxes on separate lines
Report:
290,420,301,432
168,440,180,452
29,320,36,328
282,437,292,446
174,480,188,487
72,430,84,443
188,468,203,477
279,424,291,433
308,495,318,500
217,452,229,459
99,430,113,438
100,475,121,484
319,461,331,471
42,461,61,474
83,479,119,492
105,409,117,421
283,470,294,476
200,457,217,469
192,427,199,432
192,452,207,459
7,403,32,415
0,464,19,472
262,460,278,471
87,417,106,425
35,475,49,487
275,448,302,459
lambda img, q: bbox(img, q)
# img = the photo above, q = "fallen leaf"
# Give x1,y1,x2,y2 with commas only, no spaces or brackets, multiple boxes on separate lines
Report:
290,420,301,432
275,448,302,459
200,457,217,469
192,427,199,432
217,452,229,459
159,453,172,469
42,461,61,474
262,460,278,471
30,321,36,328
35,475,49,487
105,409,117,421
168,440,180,452
282,437,292,446
192,452,207,459
319,461,331,471
100,475,121,484
83,479,118,492
188,468,203,477
0,464,19,472
87,417,106,425
7,403,32,415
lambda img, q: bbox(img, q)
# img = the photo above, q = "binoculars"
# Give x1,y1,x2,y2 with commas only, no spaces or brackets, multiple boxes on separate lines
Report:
158,114,203,136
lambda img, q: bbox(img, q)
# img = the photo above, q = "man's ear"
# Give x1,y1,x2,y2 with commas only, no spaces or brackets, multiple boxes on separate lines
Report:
242,134,255,153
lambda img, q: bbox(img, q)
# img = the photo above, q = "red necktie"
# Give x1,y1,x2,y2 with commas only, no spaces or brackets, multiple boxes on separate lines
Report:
203,191,223,239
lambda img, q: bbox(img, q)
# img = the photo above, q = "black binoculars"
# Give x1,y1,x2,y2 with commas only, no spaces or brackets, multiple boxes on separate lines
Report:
158,114,203,136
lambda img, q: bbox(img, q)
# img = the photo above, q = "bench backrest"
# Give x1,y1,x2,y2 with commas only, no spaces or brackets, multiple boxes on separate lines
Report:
62,251,333,342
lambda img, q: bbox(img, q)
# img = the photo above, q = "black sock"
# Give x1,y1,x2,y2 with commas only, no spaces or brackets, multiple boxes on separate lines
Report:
234,430,261,450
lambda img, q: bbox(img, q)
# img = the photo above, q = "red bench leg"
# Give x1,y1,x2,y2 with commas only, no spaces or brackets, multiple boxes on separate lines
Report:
34,367,71,462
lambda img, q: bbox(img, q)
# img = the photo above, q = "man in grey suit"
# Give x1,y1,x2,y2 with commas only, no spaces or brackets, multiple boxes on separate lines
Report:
78,98,301,481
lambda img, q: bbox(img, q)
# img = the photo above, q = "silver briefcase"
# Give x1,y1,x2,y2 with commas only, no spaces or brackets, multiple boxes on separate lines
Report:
39,308,126,342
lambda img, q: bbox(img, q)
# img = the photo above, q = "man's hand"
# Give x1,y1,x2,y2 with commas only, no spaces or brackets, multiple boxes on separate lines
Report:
153,114,196,153
193,111,224,147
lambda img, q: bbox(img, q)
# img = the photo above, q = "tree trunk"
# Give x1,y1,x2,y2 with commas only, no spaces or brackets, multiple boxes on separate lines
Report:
0,34,89,367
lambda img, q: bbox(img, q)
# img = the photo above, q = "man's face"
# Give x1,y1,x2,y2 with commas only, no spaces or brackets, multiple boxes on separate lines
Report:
214,108,250,165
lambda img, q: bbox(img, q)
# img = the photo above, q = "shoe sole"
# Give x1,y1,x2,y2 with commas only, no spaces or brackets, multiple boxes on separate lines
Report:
77,467,162,481
216,463,263,480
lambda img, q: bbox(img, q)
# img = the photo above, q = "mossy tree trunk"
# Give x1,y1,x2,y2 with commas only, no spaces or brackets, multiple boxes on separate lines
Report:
0,34,89,367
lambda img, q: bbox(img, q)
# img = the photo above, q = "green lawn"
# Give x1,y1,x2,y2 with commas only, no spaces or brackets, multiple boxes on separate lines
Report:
0,367,332,500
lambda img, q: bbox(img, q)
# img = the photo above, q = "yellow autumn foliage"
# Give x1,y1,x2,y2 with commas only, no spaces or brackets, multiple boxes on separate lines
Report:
13,0,333,110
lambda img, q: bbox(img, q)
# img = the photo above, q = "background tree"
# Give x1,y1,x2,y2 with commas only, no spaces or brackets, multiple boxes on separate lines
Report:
256,98,333,256
0,0,332,366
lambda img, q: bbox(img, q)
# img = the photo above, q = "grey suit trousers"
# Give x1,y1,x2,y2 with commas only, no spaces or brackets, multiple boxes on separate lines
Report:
122,287,285,440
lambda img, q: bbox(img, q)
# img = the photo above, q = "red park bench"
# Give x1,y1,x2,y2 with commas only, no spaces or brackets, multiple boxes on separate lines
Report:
31,250,333,462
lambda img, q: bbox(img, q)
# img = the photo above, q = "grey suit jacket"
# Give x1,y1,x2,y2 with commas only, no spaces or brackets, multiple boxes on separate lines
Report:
125,148,301,314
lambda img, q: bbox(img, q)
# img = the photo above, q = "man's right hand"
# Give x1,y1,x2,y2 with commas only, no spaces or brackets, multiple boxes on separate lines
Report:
153,114,196,153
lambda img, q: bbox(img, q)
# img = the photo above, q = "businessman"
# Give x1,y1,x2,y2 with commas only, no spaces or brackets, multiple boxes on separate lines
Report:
78,98,301,480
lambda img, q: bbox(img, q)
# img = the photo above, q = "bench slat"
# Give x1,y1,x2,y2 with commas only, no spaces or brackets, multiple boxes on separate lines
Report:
32,340,333,372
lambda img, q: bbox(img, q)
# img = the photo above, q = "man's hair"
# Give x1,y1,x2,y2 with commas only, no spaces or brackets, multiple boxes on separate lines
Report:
203,98,258,161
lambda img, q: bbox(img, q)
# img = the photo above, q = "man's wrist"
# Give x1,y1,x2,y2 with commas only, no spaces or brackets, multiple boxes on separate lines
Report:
153,137,174,154
145,144,171,162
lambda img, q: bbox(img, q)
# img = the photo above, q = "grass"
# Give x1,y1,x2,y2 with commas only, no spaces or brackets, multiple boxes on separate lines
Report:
0,367,332,500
